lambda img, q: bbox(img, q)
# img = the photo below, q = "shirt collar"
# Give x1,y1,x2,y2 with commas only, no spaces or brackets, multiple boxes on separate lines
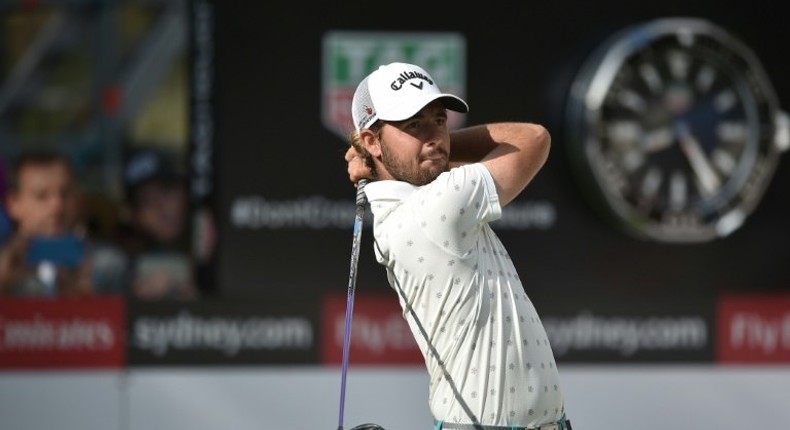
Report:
363,180,418,203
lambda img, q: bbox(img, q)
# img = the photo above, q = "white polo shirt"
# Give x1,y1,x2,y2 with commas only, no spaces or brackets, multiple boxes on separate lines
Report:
364,163,564,427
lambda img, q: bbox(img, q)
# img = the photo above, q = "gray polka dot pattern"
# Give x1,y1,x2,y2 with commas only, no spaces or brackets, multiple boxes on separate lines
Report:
366,164,564,428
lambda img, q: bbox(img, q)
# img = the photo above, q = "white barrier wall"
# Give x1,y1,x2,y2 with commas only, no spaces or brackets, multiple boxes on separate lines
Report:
1,365,789,430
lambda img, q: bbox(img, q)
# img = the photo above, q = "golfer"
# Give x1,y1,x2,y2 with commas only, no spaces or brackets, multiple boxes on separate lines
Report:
343,62,571,430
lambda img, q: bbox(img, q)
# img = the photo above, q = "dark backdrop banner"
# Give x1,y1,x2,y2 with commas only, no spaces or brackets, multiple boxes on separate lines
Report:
211,3,790,306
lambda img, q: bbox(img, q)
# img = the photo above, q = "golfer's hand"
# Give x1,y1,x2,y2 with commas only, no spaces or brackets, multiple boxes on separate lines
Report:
344,146,372,186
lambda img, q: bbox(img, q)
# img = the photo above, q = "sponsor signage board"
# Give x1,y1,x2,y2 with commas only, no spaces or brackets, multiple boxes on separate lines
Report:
0,297,125,369
717,293,790,363
127,300,319,365
7,292,789,368
536,293,716,363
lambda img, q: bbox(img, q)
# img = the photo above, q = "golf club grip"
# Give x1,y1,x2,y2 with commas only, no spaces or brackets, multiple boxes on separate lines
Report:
356,179,369,207
348,179,368,294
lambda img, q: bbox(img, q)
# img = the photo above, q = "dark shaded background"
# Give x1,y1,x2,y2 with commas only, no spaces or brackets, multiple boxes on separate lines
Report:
213,2,790,304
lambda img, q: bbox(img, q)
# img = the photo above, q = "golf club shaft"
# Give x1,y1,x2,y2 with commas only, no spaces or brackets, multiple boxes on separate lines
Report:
338,179,368,430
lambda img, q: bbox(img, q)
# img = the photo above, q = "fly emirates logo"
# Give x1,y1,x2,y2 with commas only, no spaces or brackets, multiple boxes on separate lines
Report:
0,314,115,351
728,312,790,354
718,294,790,363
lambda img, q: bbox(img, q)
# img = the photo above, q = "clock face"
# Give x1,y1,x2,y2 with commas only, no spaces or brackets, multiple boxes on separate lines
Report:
565,18,789,243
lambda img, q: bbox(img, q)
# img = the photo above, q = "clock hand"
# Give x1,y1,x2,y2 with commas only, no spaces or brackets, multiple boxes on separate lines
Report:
675,121,721,196
642,126,675,152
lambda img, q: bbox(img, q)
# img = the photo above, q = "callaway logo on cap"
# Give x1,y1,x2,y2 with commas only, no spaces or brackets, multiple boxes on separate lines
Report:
351,62,469,132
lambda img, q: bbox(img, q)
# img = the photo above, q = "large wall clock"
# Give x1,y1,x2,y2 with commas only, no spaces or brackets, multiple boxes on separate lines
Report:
565,17,789,243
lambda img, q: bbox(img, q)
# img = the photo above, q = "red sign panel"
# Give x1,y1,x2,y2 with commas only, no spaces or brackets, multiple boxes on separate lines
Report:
717,293,790,363
0,297,126,369
321,293,422,365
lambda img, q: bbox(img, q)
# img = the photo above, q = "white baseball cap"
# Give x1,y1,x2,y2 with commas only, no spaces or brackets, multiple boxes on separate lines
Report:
351,62,469,132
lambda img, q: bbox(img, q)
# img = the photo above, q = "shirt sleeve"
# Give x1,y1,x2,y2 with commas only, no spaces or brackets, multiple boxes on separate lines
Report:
413,163,501,256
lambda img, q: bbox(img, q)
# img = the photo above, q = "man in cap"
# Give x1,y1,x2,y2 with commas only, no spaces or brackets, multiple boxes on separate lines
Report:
343,62,571,430
119,148,197,300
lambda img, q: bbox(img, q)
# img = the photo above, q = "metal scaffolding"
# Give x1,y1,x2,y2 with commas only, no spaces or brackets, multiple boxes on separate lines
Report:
0,0,187,198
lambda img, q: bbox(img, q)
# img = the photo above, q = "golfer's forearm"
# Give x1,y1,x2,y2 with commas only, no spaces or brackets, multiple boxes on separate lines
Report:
449,125,498,165
449,122,549,166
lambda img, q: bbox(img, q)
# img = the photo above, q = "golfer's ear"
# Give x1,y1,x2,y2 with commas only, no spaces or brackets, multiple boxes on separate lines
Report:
360,129,382,157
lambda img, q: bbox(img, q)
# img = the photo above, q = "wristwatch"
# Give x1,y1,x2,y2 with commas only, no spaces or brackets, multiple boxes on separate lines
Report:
565,17,789,243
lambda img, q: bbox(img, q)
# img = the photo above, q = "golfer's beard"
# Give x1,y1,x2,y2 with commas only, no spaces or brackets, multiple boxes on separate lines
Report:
381,145,448,186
